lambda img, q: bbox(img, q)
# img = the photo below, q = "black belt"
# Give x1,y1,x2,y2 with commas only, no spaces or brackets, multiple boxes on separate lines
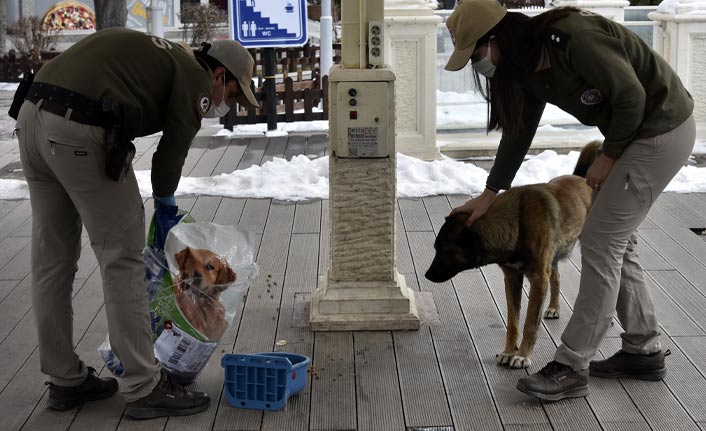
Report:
26,83,108,128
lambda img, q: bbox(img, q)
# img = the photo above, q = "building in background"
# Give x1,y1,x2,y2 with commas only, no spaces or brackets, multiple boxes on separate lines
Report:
5,0,187,29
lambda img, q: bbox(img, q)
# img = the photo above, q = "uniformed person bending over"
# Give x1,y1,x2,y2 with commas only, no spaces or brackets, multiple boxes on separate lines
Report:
443,0,694,401
15,28,258,419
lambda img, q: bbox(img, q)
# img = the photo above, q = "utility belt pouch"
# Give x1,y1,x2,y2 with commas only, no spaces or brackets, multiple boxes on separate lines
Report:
8,72,34,120
105,130,136,182
102,98,138,182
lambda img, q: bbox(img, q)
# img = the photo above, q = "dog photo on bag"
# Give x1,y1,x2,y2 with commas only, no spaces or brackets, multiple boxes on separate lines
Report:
174,246,237,341
425,141,600,368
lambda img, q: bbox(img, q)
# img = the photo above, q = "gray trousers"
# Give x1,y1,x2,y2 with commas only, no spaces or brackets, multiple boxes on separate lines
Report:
16,101,160,401
555,114,696,371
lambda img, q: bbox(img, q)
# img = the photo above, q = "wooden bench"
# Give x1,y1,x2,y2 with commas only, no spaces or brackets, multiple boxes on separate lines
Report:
223,43,341,129
224,75,329,128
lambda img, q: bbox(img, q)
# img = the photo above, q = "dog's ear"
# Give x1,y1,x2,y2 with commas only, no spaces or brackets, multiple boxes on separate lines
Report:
175,247,193,271
444,212,471,229
452,212,472,225
216,262,237,286
440,213,471,240
459,227,483,256
445,213,468,221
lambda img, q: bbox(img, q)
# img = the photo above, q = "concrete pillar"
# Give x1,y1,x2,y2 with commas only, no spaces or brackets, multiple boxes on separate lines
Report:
20,0,33,17
649,2,706,138
384,0,443,160
6,0,20,26
310,0,422,331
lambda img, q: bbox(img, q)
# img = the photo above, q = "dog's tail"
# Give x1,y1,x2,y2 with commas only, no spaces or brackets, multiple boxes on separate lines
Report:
573,140,602,178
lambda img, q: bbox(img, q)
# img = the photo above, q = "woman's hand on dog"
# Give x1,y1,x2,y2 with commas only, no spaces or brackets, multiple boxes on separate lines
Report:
450,188,497,226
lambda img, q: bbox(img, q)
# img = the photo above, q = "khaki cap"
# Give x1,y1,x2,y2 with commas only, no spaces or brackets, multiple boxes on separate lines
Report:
206,39,259,109
445,0,507,71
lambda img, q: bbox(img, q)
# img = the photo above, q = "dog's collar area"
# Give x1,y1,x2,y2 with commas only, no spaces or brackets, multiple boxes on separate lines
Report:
178,278,214,299
178,277,233,298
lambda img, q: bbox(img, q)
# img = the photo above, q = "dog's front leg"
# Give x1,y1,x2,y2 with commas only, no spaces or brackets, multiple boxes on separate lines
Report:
497,267,523,367
512,270,550,369
544,265,560,319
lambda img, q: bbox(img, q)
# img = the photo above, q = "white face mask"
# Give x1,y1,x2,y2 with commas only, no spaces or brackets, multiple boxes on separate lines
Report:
204,77,232,118
472,41,496,78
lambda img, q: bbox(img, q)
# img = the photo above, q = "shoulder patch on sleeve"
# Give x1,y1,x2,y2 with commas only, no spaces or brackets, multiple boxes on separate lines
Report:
547,29,571,51
198,94,211,115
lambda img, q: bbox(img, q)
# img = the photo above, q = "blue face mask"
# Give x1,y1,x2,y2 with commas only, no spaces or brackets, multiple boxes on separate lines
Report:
472,41,496,78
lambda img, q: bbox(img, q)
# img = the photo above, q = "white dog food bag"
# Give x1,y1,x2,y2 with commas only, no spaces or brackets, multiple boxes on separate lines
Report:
152,223,257,382
100,222,258,384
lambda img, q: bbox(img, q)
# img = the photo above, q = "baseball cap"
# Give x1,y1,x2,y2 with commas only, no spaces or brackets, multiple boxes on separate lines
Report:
445,0,507,71
204,39,259,109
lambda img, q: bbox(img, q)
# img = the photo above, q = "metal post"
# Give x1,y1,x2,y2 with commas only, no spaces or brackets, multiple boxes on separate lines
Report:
147,3,165,38
263,47,277,131
320,0,333,77
0,0,7,56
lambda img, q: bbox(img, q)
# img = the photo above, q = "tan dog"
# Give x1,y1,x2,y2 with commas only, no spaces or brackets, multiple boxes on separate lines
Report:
425,142,600,368
173,247,237,340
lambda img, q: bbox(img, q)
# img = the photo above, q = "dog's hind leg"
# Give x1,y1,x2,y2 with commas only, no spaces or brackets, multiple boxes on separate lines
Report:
544,264,560,319
497,266,523,367
512,269,550,369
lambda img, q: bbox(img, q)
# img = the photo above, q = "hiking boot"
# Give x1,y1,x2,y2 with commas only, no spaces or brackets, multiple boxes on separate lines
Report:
125,370,210,420
46,367,118,411
516,361,589,401
590,349,670,381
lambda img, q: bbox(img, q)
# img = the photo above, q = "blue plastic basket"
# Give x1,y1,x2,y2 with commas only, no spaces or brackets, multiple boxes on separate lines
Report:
221,352,311,411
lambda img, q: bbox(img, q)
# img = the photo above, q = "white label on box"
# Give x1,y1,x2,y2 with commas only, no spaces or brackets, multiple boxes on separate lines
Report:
347,127,378,157
154,326,217,373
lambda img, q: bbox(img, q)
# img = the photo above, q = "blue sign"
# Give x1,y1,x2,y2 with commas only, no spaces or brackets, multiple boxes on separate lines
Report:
231,0,308,48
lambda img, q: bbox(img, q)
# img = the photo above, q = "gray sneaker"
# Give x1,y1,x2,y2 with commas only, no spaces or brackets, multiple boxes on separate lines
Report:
46,367,118,411
590,349,670,381
516,361,589,401
125,370,210,420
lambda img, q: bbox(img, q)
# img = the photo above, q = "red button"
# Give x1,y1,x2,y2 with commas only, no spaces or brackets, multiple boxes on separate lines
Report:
350,111,357,120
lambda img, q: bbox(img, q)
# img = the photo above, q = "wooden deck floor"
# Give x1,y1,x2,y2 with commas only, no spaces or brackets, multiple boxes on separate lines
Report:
1,133,706,431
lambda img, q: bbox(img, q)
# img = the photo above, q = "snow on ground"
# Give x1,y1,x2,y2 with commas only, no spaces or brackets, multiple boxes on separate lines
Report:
0,87,704,201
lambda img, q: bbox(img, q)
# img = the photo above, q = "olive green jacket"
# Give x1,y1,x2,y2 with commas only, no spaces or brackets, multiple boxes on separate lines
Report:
35,28,214,197
487,10,693,191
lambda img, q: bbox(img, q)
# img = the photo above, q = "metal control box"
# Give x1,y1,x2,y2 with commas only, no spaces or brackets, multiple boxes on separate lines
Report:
329,67,395,158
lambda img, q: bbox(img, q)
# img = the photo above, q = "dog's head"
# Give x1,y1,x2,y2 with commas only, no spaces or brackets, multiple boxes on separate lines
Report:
175,247,237,298
425,213,484,283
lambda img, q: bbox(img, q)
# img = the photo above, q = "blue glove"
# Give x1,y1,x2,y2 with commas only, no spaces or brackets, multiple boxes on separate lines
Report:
153,194,176,208
152,194,182,251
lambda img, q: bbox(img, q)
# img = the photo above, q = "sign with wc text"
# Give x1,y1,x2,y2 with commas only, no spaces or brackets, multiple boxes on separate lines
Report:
231,0,308,48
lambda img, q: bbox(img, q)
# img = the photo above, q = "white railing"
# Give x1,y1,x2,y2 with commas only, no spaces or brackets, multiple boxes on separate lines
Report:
434,6,662,106
435,6,564,94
